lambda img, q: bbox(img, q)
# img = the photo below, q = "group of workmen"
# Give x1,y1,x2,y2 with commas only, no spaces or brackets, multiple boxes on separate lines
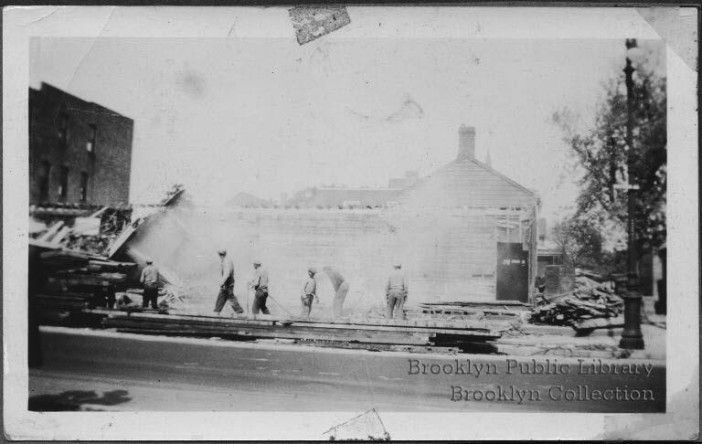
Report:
139,249,409,320
214,248,270,316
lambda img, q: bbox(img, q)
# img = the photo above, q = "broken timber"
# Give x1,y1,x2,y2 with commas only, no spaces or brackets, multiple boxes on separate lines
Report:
572,316,625,336
101,311,501,348
417,301,529,319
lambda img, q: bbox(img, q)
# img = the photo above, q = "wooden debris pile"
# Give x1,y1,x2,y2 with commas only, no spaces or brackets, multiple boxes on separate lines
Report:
31,206,134,256
530,273,623,326
62,232,113,256
37,246,137,312
30,189,190,324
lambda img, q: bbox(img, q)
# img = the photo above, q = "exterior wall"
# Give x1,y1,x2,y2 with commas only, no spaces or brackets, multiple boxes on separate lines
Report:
29,83,133,206
128,207,535,313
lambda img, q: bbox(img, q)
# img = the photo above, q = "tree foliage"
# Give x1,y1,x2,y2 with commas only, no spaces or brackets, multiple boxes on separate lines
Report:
553,45,666,258
552,217,603,268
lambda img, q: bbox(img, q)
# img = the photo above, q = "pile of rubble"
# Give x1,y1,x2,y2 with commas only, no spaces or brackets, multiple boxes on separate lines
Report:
530,273,624,326
62,233,113,256
30,190,188,319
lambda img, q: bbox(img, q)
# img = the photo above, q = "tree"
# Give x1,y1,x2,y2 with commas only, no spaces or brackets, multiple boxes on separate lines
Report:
552,217,603,269
553,44,666,261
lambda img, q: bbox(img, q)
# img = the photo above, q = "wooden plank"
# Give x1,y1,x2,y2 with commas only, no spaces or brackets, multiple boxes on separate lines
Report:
51,226,73,245
106,319,433,345
102,312,501,348
37,221,64,242
106,312,498,337
114,328,432,346
572,316,624,334
419,300,530,308
107,218,149,259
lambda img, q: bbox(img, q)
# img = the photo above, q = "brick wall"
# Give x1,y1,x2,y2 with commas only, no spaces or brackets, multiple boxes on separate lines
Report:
29,83,133,206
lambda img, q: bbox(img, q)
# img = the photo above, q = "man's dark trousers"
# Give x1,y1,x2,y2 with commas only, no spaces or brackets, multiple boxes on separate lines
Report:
142,286,159,309
252,287,270,314
214,285,244,314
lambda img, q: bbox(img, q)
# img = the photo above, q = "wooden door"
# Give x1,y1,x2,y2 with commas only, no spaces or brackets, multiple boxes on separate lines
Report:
496,242,528,302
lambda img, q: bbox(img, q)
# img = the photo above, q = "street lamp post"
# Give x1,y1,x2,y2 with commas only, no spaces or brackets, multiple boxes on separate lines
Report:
619,38,645,350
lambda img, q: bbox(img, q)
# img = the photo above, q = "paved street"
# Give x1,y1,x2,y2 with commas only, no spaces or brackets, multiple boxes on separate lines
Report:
29,327,665,413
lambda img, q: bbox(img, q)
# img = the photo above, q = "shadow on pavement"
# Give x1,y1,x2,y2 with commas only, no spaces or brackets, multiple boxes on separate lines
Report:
29,389,132,411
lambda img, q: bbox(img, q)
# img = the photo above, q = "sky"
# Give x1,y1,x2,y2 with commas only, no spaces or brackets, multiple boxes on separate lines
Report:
29,17,659,221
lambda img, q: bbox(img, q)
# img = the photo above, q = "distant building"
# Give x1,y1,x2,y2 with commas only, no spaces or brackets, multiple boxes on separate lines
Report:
285,186,403,209
168,125,540,305
29,82,133,207
285,171,419,209
226,192,272,208
388,170,420,189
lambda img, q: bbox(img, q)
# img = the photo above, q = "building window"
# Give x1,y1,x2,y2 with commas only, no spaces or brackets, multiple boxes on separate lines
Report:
80,172,89,202
87,124,97,154
58,166,69,200
38,161,51,201
57,112,69,148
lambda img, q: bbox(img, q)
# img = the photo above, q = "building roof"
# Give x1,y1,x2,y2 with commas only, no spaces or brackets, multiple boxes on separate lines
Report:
399,156,538,210
226,192,271,208
287,187,403,208
32,82,133,122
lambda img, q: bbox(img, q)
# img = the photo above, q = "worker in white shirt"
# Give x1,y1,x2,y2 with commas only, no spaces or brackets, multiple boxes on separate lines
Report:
214,249,244,315
301,267,317,318
385,262,408,320
140,259,160,309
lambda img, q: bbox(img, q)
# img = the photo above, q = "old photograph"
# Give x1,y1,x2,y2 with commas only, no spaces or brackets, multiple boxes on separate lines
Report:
4,5,699,441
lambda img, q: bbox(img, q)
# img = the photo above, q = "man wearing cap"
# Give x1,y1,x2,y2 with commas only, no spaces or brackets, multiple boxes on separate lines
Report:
251,260,270,315
214,249,244,315
140,259,160,309
300,267,317,317
385,263,408,320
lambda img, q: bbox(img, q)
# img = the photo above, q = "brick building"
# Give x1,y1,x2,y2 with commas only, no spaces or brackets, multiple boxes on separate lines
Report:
29,82,133,207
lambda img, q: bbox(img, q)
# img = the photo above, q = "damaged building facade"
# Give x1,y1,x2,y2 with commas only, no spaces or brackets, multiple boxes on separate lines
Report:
29,82,134,208
134,126,538,309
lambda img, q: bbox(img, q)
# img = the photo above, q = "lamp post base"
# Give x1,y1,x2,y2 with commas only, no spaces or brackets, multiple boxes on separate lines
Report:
619,334,645,350
619,288,645,350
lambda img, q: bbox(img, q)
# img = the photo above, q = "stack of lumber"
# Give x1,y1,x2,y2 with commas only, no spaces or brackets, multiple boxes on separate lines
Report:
530,273,623,326
34,248,136,313
102,312,501,349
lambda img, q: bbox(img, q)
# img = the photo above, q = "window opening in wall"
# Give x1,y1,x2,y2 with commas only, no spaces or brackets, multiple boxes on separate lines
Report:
87,124,97,154
58,112,69,148
38,161,51,201
80,172,89,202
58,166,69,200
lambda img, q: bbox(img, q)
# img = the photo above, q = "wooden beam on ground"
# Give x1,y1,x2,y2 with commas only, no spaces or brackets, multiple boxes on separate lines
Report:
100,311,501,346
572,316,624,335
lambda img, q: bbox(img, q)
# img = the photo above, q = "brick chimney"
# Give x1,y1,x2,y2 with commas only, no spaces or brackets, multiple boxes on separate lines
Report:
458,125,476,160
